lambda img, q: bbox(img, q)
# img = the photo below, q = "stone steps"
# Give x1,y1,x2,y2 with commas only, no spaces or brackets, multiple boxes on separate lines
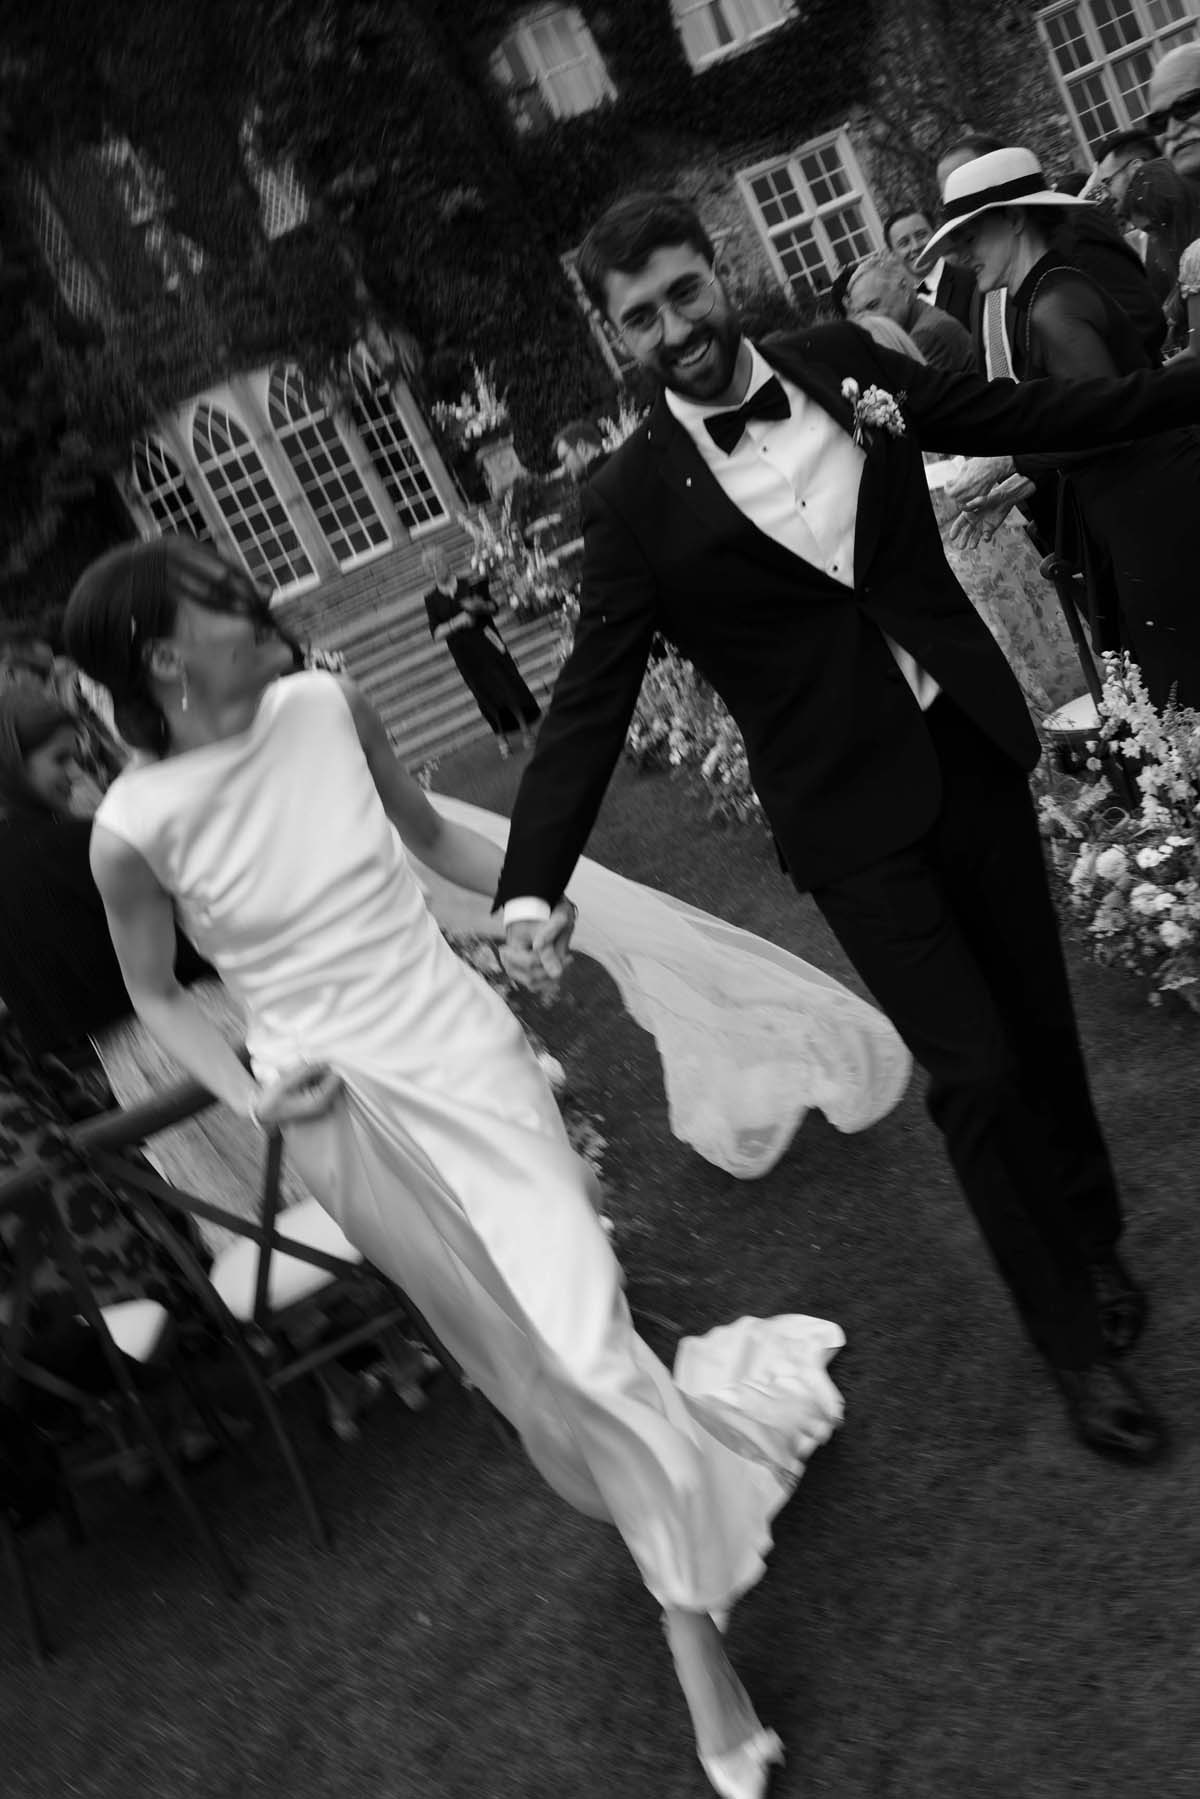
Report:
276,522,565,768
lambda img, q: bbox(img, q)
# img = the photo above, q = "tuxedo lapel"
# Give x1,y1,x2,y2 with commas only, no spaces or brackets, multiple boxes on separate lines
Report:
644,396,818,584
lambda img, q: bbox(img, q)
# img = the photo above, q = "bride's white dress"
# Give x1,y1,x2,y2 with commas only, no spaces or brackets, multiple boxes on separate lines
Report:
95,671,905,1615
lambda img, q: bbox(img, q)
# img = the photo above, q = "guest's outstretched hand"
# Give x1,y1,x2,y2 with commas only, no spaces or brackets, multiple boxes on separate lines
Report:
503,899,578,996
945,454,1015,508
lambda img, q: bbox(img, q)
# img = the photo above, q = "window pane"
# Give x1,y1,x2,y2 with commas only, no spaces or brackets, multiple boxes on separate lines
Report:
193,403,314,591
798,144,851,207
1146,0,1190,26
775,223,826,295
749,166,803,229
1045,8,1091,74
1067,69,1122,145
1090,0,1142,52
349,351,447,532
1111,45,1155,112
823,204,873,266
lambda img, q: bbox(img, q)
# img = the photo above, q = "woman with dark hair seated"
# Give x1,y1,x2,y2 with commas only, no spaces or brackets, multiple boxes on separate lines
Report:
932,148,1200,709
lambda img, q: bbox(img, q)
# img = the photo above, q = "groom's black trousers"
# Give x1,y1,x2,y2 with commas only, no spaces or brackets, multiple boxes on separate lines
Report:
809,695,1117,1369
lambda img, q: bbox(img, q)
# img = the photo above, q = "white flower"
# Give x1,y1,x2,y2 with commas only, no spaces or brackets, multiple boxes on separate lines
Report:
841,377,860,404
1160,920,1189,948
1094,846,1128,881
1129,882,1165,916
1135,844,1169,869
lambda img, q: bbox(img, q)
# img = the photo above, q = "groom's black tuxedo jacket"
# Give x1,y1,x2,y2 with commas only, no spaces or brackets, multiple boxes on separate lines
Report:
497,325,1200,901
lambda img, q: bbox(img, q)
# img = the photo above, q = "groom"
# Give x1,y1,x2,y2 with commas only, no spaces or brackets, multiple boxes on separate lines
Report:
496,189,1200,1465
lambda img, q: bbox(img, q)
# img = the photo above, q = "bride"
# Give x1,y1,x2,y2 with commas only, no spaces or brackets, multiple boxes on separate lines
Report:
65,535,907,1799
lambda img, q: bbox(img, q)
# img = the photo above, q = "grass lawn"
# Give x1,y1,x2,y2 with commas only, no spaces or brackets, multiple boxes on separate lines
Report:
5,739,1199,1799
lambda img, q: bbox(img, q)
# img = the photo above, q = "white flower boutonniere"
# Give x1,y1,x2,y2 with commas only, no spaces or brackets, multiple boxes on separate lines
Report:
840,377,907,448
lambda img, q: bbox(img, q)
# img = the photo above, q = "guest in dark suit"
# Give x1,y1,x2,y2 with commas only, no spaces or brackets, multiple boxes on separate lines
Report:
885,203,978,332
497,190,1200,1472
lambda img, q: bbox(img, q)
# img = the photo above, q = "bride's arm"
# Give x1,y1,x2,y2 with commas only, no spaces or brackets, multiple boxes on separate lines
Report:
340,678,512,898
90,825,268,1118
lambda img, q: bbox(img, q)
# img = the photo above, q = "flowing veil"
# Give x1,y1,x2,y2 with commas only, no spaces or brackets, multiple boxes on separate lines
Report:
417,794,911,1179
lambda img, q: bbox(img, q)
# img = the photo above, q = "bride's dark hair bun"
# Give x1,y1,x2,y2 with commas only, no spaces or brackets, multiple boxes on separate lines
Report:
64,539,182,754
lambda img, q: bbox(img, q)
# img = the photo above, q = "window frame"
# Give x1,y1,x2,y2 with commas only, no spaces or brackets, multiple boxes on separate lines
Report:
490,4,616,129
737,131,884,303
263,362,393,573
189,397,320,599
346,346,451,539
128,435,214,542
670,0,797,72
1035,0,1200,157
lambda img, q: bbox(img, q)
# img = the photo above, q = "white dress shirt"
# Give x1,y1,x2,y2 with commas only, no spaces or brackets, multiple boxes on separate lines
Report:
917,256,946,306
504,342,938,925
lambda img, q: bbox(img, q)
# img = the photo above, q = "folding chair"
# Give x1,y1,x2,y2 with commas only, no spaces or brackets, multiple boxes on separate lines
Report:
0,1159,245,1624
75,1080,489,1514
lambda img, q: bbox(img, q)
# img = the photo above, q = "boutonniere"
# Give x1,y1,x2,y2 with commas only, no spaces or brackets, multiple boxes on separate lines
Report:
840,378,907,448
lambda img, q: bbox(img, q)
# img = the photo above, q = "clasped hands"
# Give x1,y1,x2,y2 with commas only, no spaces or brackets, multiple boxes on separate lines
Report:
943,455,1032,551
502,898,578,996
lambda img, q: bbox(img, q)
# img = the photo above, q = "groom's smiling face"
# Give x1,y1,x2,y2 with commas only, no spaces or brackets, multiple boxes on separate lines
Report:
604,244,745,405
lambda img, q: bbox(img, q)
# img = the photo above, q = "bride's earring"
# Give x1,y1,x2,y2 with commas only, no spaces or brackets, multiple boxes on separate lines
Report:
179,666,190,714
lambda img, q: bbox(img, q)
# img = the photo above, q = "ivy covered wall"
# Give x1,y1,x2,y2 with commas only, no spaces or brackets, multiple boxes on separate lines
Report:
2,0,1091,618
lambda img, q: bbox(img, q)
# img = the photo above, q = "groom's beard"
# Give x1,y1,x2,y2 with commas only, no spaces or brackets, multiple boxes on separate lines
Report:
652,315,744,403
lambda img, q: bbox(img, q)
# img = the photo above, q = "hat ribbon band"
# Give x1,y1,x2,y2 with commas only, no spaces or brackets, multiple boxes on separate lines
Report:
942,171,1047,221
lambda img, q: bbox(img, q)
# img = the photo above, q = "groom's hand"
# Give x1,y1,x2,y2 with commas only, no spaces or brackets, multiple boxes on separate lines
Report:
503,901,577,995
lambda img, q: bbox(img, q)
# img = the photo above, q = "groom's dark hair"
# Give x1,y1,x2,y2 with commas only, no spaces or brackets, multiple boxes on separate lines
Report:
577,191,716,314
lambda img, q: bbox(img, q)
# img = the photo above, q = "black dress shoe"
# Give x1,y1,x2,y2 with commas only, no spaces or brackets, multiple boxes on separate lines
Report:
1050,1358,1166,1464
1088,1251,1148,1356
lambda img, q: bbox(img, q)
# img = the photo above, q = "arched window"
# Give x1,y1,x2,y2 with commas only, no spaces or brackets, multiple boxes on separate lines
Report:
192,403,315,594
130,437,211,540
267,363,389,568
348,349,447,534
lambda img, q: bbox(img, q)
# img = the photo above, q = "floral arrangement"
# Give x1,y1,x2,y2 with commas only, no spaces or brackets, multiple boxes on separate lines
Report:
840,378,906,447
1038,654,1200,1009
431,362,510,449
625,648,762,825
598,398,649,453
457,493,575,623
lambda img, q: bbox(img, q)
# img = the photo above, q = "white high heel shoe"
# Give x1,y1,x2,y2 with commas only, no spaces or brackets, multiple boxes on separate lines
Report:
699,1726,785,1799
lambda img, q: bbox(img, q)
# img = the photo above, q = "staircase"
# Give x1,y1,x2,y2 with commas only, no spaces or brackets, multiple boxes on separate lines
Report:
276,524,566,770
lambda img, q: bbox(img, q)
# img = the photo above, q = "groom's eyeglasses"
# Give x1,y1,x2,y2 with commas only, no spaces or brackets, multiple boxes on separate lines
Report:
617,273,719,347
1143,88,1200,136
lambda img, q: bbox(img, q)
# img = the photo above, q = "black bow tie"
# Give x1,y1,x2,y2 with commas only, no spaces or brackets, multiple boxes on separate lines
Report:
704,376,790,454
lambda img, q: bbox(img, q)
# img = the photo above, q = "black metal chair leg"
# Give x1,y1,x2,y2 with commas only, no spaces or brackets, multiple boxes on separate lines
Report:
102,1184,330,1551
46,1213,244,1596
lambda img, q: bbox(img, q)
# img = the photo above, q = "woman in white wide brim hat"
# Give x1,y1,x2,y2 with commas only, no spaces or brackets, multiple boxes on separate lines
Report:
926,147,1200,712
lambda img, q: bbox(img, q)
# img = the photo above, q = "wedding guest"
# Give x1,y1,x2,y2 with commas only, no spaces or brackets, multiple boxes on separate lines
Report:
885,204,977,330
1144,43,1200,192
931,148,1200,711
0,690,195,1337
1097,128,1161,217
422,545,540,760
936,133,1167,368
845,250,977,373
1122,157,1200,348
552,418,608,484
499,186,1200,1481
852,321,1080,717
